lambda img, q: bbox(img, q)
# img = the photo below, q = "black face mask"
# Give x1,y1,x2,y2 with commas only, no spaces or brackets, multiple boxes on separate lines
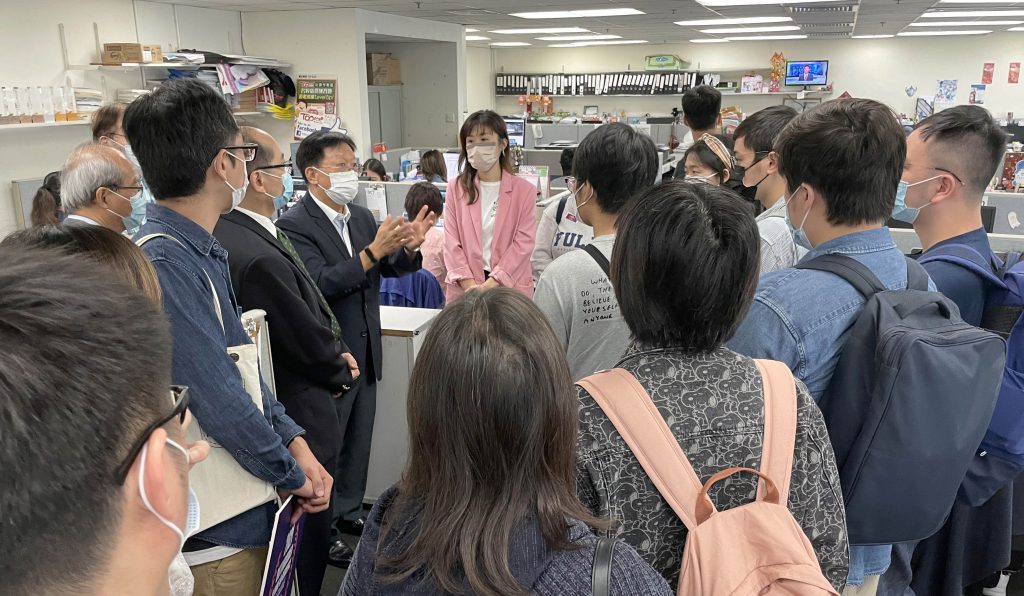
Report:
739,152,771,191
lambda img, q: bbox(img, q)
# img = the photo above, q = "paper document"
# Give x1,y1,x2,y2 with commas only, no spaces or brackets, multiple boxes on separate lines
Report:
259,496,306,596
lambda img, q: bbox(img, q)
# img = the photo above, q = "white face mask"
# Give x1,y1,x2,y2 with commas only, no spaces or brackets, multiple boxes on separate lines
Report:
139,437,200,550
467,143,501,172
315,168,360,206
223,151,249,210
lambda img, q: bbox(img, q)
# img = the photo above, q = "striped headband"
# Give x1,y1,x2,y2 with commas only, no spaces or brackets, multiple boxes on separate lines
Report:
698,133,736,170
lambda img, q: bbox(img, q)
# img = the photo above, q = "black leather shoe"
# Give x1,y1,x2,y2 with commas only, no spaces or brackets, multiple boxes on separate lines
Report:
328,539,355,568
337,517,366,536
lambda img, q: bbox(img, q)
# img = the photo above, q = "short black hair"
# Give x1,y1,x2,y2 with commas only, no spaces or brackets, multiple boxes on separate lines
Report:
775,98,906,226
915,105,1008,193
683,140,729,179
682,85,722,131
405,181,444,218
612,180,760,351
734,105,799,153
363,158,387,180
295,131,357,183
123,79,239,201
559,148,575,177
573,123,658,215
0,245,171,593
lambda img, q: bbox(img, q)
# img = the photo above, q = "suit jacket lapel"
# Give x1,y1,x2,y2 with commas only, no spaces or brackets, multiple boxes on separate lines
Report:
302,195,350,259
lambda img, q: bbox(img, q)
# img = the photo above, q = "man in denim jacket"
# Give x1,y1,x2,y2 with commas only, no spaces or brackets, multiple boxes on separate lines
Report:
729,98,919,596
127,79,333,594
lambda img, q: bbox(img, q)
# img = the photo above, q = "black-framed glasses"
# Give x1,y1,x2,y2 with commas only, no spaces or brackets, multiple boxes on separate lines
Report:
107,184,144,193
223,144,259,162
934,166,965,186
255,161,293,176
114,385,190,485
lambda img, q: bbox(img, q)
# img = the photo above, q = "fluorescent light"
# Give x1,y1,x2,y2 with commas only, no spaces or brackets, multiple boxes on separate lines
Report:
490,27,591,34
465,36,491,41
700,25,801,33
724,34,809,40
921,10,1024,16
897,29,993,35
676,16,792,26
690,38,731,43
465,28,479,32
852,34,895,38
698,0,846,6
548,40,649,47
535,34,622,41
511,8,645,18
940,0,1024,3
490,42,532,46
910,19,1023,25
1011,26,1024,30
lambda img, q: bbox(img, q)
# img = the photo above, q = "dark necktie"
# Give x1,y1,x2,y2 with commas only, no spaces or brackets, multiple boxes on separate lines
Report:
277,229,342,340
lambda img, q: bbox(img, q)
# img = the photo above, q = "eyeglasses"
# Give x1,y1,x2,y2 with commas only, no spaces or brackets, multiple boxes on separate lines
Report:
255,161,292,176
933,166,965,186
108,184,144,193
222,144,260,162
113,385,190,485
565,176,577,193
318,163,363,175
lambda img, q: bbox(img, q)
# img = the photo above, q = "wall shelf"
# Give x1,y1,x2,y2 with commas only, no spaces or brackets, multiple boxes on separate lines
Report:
0,120,91,131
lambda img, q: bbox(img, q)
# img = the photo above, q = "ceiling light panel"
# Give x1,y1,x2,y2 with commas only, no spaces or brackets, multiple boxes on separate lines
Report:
725,34,810,39
535,34,622,41
490,41,532,46
699,0,849,7
921,10,1024,16
675,16,793,26
690,38,732,42
490,27,592,34
909,20,1023,25
465,36,491,41
549,40,649,47
699,25,802,32
511,8,645,19
852,34,895,37
897,29,993,34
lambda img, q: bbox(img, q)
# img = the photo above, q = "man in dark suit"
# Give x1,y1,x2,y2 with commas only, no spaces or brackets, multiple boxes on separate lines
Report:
277,131,433,565
213,127,359,594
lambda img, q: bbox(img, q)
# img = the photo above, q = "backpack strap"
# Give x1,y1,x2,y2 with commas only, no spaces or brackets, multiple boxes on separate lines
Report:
591,537,615,596
136,233,225,332
577,369,706,530
583,244,611,277
753,359,798,505
904,257,931,292
555,195,568,224
917,244,1006,288
794,253,886,298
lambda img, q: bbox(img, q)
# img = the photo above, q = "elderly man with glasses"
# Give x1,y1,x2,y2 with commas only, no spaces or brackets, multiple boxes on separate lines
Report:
60,144,147,234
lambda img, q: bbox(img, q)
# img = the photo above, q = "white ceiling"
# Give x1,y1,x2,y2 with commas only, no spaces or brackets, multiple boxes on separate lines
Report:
146,0,1024,42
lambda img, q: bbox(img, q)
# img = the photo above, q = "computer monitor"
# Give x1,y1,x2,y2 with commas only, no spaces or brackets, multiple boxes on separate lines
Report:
504,117,526,147
785,61,829,86
443,151,462,181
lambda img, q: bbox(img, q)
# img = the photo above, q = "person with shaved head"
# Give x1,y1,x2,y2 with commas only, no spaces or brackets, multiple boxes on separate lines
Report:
61,144,147,234
212,126,359,595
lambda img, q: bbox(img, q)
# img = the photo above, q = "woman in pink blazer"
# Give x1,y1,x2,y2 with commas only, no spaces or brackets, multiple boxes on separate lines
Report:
444,110,537,301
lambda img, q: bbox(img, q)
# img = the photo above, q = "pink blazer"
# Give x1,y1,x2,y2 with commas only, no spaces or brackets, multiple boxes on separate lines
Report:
443,172,537,301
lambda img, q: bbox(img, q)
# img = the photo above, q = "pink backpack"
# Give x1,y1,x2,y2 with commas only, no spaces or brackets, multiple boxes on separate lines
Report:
577,360,840,596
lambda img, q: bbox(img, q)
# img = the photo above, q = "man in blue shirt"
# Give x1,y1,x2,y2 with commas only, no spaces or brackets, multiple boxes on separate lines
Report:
880,106,1012,595
728,98,912,595
126,79,333,594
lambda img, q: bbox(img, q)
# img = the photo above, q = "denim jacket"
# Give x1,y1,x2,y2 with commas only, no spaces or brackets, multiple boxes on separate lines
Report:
137,203,306,548
728,226,933,585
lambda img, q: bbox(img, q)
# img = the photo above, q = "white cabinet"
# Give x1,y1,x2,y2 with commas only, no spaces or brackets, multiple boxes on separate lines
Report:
367,85,404,149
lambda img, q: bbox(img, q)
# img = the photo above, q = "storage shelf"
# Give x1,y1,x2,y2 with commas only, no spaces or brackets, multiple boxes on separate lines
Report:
232,111,268,116
68,62,291,71
496,90,831,98
0,120,90,131
722,90,833,96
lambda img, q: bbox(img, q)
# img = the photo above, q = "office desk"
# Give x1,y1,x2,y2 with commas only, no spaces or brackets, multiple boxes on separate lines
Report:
364,306,441,502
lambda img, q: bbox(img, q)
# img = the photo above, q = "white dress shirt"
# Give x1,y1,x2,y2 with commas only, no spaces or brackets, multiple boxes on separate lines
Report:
311,193,354,256
235,207,277,238
755,196,807,274
64,214,100,226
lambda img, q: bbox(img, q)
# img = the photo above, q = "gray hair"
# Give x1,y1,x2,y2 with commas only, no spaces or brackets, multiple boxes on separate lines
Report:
60,144,125,213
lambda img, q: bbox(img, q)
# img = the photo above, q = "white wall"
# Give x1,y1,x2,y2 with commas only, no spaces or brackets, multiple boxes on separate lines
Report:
466,45,494,113
483,34,1024,119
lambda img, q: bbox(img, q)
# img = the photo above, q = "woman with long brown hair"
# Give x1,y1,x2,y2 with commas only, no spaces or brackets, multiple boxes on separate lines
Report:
418,149,448,183
442,110,537,301
341,289,671,595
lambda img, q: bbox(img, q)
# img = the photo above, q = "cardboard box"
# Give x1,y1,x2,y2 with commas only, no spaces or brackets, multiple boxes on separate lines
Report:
366,53,402,85
101,43,164,65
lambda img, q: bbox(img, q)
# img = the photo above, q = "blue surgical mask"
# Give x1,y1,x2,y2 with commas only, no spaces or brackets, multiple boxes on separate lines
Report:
261,171,294,210
784,186,814,250
138,438,200,550
107,188,148,235
892,175,941,224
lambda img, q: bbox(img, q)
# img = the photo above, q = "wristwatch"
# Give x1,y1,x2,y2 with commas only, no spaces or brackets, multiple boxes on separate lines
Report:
363,246,378,264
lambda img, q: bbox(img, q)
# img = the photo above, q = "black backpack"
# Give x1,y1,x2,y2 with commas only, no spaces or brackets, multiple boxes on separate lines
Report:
796,253,1005,545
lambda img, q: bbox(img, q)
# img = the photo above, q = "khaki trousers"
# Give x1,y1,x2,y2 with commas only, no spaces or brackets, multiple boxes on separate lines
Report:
190,547,269,596
843,574,881,596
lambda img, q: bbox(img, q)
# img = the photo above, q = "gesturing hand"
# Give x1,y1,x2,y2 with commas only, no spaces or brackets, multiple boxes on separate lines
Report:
403,205,437,251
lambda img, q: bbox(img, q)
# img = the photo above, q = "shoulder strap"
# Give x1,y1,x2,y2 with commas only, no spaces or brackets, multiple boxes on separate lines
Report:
753,360,798,505
591,537,615,596
794,253,886,297
555,195,568,224
917,244,1006,287
577,369,706,530
136,233,224,332
904,257,931,291
583,243,611,277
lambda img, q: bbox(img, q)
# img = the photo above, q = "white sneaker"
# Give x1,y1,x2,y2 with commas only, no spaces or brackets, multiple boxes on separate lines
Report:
982,573,1010,596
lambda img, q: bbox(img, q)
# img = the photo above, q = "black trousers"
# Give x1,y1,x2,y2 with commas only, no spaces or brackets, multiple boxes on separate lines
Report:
332,366,378,523
298,455,336,596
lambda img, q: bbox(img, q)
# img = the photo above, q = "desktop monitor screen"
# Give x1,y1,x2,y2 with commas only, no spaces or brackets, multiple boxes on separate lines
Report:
443,151,463,181
504,117,526,147
785,61,829,86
